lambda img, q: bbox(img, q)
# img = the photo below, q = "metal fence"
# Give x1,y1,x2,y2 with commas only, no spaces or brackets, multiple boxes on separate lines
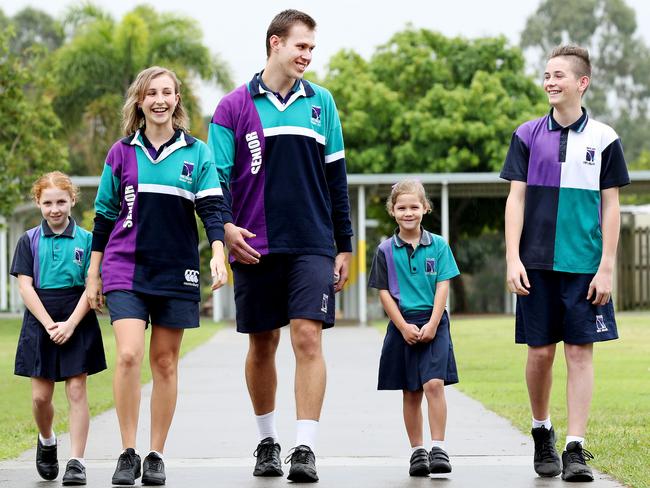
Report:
618,226,650,310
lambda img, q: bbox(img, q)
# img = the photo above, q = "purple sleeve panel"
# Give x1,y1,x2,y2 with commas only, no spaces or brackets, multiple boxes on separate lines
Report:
521,116,562,188
379,238,400,304
222,84,270,256
101,143,139,293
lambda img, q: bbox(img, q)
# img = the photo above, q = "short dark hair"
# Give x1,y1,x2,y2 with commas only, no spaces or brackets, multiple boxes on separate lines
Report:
548,45,592,79
266,9,317,57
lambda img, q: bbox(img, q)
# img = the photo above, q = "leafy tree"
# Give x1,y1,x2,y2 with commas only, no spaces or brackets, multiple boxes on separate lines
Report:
0,29,67,217
50,3,234,174
9,7,64,56
521,0,650,161
318,28,546,310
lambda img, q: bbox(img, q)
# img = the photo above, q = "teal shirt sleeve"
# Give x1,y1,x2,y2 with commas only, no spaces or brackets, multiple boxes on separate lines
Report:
208,122,235,186
95,163,121,220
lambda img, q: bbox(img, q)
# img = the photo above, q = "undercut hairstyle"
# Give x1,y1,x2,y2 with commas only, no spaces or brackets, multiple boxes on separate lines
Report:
386,179,432,215
266,9,317,57
548,45,592,79
121,66,189,136
32,171,79,203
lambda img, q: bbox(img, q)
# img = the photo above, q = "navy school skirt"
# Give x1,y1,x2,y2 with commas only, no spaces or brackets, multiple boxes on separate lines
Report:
15,287,107,381
378,309,458,391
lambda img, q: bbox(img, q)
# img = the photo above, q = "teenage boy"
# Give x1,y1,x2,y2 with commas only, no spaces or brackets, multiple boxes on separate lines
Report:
208,9,353,483
501,45,629,482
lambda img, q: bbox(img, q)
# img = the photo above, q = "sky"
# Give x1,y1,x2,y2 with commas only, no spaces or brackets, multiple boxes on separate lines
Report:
4,0,650,114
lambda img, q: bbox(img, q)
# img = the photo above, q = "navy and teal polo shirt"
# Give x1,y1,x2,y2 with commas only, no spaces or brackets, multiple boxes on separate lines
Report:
368,229,460,313
11,218,92,289
501,108,630,274
92,129,224,300
208,73,353,259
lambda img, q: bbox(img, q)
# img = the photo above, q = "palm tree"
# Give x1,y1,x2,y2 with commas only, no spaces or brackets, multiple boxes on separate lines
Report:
51,3,233,174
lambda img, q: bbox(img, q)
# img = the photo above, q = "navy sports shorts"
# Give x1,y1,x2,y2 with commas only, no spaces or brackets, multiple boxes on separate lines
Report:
231,254,336,333
515,269,618,346
105,290,200,329
378,310,458,391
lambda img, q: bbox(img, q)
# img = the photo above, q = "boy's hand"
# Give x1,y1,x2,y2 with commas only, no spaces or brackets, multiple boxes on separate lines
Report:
225,223,260,264
587,269,612,305
400,323,421,345
419,322,438,343
506,257,530,296
333,252,352,293
50,320,76,345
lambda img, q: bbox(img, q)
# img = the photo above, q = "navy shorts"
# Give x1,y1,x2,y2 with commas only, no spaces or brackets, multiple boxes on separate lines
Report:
105,290,200,329
516,270,618,346
378,310,458,391
231,254,336,333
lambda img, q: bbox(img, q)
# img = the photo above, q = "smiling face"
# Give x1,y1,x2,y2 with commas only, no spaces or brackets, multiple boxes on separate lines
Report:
544,56,589,110
391,192,426,234
37,186,74,233
139,74,179,131
269,22,315,81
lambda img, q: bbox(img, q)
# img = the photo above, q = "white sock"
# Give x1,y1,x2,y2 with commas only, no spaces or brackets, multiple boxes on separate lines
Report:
532,417,552,430
255,411,278,443
69,457,85,467
411,445,425,454
295,419,319,451
431,440,446,451
565,436,584,449
39,433,56,446
148,450,164,460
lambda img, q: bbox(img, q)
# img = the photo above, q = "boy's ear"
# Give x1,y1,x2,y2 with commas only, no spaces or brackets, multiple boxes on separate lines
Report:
578,75,590,94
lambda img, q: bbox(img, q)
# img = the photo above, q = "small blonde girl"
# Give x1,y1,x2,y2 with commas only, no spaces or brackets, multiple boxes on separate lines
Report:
368,179,460,477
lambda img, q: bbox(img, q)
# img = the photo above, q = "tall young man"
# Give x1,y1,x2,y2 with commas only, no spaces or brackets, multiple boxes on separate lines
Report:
208,10,353,483
501,45,629,482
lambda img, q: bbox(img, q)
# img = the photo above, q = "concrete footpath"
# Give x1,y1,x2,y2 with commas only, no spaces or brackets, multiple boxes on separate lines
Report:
0,326,624,487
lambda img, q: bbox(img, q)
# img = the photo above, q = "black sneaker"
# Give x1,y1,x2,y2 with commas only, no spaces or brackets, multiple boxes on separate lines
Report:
62,459,86,485
409,448,430,476
428,447,452,474
531,426,562,477
253,437,283,477
562,441,595,482
285,445,318,482
142,452,166,485
111,448,141,486
36,437,59,480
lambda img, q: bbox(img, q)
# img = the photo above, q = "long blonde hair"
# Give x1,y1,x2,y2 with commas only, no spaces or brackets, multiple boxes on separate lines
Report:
121,66,189,136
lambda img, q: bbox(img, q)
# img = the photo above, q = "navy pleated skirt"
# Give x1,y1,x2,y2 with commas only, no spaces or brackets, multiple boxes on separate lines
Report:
378,310,458,391
14,287,107,381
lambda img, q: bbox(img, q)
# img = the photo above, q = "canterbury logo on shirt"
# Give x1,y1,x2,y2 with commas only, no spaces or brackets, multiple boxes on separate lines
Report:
245,131,262,174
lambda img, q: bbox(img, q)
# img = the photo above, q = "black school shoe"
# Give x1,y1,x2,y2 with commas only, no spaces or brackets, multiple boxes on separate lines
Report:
409,448,430,476
531,426,562,477
62,459,86,485
111,448,141,485
285,445,319,482
428,447,452,474
253,437,283,477
562,441,595,482
36,437,59,480
142,452,166,485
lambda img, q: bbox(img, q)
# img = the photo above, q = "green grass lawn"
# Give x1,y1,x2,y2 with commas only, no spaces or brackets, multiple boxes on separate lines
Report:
0,316,222,460
376,313,649,488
